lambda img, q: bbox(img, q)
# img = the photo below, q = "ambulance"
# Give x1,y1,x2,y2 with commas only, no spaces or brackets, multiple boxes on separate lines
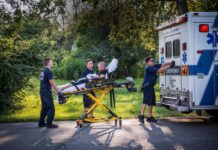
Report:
156,12,218,117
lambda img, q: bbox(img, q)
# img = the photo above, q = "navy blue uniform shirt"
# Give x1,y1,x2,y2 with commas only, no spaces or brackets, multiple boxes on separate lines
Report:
81,68,95,107
81,68,95,78
40,68,53,89
99,70,107,77
143,64,162,87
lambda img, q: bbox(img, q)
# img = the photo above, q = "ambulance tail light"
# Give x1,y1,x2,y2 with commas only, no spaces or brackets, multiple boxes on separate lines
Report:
177,16,188,23
181,65,189,76
160,47,164,54
182,43,187,50
199,24,209,32
197,50,203,54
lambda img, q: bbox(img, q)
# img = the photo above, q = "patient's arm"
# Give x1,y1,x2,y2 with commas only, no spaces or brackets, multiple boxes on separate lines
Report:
107,58,118,73
99,74,105,78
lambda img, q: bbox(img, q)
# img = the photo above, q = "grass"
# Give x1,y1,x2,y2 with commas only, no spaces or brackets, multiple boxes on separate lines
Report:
0,78,197,123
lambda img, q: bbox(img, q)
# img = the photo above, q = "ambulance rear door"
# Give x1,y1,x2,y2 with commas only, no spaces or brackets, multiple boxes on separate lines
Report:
164,34,182,91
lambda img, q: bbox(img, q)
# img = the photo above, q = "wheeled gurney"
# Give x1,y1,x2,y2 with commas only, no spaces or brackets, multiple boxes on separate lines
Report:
57,59,137,127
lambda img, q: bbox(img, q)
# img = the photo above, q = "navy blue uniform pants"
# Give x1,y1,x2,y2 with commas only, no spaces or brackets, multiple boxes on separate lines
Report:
39,89,55,125
83,91,95,108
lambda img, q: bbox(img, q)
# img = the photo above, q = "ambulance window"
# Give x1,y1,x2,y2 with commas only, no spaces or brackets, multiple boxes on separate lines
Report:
173,40,180,57
165,42,172,58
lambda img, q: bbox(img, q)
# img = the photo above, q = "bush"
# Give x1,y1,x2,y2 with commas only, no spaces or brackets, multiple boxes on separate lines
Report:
54,57,85,80
0,38,42,112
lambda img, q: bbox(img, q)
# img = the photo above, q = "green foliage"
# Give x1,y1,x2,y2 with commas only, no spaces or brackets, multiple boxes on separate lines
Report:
0,0,65,112
53,56,85,80
1,0,217,113
0,78,198,123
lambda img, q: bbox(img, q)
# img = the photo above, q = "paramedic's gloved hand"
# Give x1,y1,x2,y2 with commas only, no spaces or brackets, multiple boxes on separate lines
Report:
170,60,175,68
58,91,67,104
58,91,63,96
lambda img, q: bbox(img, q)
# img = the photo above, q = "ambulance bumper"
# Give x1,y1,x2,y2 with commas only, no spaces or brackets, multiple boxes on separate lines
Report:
157,89,191,113
156,102,190,113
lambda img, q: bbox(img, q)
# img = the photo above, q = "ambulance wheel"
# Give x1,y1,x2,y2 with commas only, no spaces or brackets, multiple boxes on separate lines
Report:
165,106,173,111
196,110,203,116
182,110,192,114
206,110,218,118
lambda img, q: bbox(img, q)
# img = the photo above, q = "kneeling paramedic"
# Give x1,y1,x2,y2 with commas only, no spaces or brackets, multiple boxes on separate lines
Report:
139,57,175,123
38,58,59,128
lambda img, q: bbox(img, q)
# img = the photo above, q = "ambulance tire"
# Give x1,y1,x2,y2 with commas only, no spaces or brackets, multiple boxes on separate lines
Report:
206,110,218,118
164,106,173,111
181,110,192,114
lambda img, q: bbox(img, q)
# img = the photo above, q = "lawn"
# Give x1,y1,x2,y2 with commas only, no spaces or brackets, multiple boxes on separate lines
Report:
0,78,197,123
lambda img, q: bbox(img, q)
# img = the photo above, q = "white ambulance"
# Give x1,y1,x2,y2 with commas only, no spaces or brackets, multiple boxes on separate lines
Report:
156,12,218,117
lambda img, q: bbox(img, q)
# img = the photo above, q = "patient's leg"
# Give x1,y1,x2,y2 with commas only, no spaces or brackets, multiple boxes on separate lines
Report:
57,83,72,91
61,83,86,93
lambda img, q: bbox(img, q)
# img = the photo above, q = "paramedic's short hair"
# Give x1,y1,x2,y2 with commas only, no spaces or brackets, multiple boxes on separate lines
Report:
43,58,51,66
98,61,106,67
86,59,92,64
145,57,153,63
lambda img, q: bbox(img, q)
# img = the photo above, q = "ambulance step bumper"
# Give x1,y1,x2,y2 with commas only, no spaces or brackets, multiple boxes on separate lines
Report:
157,102,190,113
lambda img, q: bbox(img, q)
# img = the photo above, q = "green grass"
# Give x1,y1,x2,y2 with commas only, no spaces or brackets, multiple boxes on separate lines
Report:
0,78,197,123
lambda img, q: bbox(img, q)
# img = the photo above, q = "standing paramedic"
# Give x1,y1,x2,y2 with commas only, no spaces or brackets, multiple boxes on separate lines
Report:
138,57,175,123
81,59,96,118
39,58,59,128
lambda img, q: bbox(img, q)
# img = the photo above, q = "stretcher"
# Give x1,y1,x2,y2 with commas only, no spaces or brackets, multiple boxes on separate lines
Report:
57,58,137,127
58,75,137,128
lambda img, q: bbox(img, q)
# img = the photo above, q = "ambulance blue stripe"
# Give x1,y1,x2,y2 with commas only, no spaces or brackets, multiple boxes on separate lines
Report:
189,50,216,75
187,50,217,105
199,69,215,105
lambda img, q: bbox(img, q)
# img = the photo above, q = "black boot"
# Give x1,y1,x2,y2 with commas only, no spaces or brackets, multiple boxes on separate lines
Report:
138,115,144,124
147,116,157,122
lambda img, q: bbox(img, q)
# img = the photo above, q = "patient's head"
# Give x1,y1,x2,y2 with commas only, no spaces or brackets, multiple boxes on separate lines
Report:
86,59,93,70
43,58,53,69
98,61,106,71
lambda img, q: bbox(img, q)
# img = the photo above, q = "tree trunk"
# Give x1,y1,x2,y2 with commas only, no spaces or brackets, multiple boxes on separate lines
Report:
176,0,188,15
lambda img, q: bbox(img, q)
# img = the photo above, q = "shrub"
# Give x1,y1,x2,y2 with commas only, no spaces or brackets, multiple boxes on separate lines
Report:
54,57,85,80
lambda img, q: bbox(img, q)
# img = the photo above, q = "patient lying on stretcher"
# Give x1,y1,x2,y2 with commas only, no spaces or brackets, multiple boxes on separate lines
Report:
57,59,118,99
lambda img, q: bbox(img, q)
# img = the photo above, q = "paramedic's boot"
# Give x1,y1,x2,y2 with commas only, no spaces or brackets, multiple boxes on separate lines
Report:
147,116,157,122
138,115,144,124
46,124,58,128
38,123,46,128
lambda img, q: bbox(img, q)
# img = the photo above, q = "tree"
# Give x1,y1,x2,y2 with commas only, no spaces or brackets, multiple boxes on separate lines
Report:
176,0,188,14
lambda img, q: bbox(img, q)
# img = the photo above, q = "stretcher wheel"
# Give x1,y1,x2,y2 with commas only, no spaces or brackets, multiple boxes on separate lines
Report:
119,119,122,127
76,120,83,128
115,119,117,126
119,117,122,128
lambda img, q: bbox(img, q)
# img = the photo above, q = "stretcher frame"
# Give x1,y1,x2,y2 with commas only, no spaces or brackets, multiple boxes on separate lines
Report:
76,86,122,128
61,80,136,128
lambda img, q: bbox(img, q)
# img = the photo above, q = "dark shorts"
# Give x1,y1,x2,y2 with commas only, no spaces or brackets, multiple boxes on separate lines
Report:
143,87,156,106
83,91,95,108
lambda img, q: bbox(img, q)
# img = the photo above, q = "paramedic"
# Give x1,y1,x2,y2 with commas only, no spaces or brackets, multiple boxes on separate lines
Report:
81,59,96,118
39,58,59,128
138,57,175,123
98,61,107,78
